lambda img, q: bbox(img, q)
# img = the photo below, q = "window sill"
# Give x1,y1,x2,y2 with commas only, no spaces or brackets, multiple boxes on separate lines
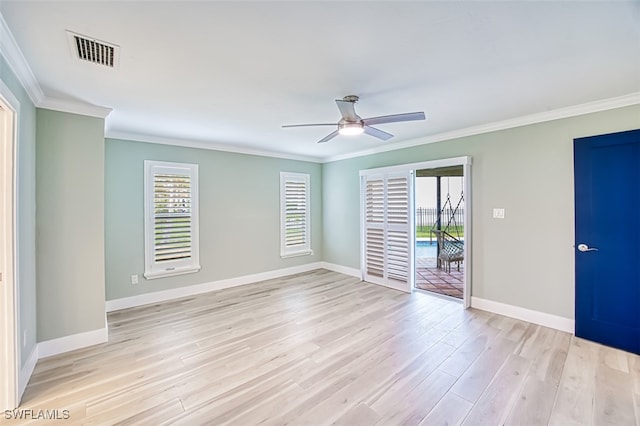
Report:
281,249,313,259
144,265,201,280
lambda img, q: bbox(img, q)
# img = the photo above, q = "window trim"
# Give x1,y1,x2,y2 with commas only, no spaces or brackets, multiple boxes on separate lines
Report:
280,172,312,258
144,160,201,279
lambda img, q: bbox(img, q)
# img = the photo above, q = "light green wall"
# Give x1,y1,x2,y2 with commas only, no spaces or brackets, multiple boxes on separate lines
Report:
36,109,106,341
105,138,323,301
323,105,640,320
0,54,37,367
5,46,639,348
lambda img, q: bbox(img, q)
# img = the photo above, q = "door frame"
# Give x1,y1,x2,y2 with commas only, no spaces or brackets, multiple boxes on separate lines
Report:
359,156,472,307
0,81,19,410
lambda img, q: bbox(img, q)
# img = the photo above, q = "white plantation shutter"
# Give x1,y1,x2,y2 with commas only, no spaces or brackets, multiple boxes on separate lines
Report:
281,172,312,258
386,176,410,284
365,228,384,278
365,176,385,279
144,161,200,279
363,171,413,292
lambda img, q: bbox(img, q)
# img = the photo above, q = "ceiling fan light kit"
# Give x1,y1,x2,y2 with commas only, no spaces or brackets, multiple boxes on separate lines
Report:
338,121,365,136
282,95,426,144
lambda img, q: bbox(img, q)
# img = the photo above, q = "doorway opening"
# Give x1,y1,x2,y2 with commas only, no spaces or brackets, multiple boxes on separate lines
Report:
360,156,471,307
415,166,465,300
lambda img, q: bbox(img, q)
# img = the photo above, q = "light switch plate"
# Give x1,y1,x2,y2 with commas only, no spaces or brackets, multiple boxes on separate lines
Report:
493,208,505,219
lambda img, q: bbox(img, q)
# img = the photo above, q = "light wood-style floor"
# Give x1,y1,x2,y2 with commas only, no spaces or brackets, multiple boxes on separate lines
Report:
8,269,640,425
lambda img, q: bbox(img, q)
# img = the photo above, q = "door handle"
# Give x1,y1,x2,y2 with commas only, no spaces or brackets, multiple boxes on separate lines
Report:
577,243,599,252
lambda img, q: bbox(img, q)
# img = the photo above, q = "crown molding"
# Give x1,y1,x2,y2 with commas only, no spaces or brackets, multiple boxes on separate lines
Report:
322,92,640,163
0,13,44,105
106,130,322,163
1,13,112,119
38,98,112,119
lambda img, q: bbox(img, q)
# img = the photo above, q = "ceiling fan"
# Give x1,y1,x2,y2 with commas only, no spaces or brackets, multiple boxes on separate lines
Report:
282,95,426,144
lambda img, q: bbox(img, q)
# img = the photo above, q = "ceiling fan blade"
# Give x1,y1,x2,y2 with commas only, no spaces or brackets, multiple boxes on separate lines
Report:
363,112,426,126
282,123,336,128
318,130,339,144
364,126,394,141
335,99,359,121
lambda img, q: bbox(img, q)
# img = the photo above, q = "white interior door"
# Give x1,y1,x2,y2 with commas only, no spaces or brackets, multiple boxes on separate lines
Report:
362,171,414,293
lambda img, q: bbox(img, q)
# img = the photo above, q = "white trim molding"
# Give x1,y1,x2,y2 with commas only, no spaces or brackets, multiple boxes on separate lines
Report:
0,79,19,411
106,131,322,164
320,262,361,278
471,297,574,334
18,346,37,400
0,14,44,106
358,156,471,177
106,262,325,312
38,99,112,119
38,328,108,359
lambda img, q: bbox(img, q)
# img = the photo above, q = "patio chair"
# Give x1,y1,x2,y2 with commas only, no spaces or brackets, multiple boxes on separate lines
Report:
432,230,464,273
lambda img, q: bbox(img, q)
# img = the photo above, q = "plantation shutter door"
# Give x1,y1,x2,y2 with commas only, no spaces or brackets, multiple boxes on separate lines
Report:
364,174,385,285
363,171,413,293
385,172,412,292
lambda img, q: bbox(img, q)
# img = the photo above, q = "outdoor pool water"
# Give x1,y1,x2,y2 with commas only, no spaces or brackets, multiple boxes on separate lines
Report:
416,239,464,258
416,240,437,258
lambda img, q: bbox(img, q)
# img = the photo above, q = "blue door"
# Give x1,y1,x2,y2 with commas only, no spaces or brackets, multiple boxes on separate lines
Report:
574,128,640,354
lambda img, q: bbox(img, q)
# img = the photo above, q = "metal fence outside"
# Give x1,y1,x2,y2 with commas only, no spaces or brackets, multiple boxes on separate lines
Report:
416,207,464,230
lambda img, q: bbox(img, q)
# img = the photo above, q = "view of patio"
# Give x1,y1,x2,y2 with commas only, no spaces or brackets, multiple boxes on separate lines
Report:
415,169,464,300
415,256,464,299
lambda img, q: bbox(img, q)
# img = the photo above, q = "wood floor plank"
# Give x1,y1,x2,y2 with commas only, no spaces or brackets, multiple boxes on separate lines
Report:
419,392,473,426
504,376,559,426
449,333,518,403
593,363,636,425
548,337,599,426
371,369,457,425
461,354,531,425
365,341,455,413
8,269,639,426
333,403,381,426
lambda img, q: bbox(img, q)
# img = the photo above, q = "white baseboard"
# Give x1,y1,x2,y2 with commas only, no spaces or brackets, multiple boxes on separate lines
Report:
320,262,361,278
18,346,38,400
38,327,108,359
106,262,325,312
471,297,574,334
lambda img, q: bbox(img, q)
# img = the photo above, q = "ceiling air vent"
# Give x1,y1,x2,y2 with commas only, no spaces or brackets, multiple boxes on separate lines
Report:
66,31,119,68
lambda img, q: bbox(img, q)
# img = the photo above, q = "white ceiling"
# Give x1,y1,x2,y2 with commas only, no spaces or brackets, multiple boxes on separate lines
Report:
2,1,639,161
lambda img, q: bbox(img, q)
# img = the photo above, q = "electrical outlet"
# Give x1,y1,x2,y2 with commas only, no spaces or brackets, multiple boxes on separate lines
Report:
493,208,505,219
131,274,139,285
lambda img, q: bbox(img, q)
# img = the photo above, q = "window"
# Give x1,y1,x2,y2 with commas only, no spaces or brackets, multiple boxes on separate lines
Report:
280,172,312,258
144,160,200,279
